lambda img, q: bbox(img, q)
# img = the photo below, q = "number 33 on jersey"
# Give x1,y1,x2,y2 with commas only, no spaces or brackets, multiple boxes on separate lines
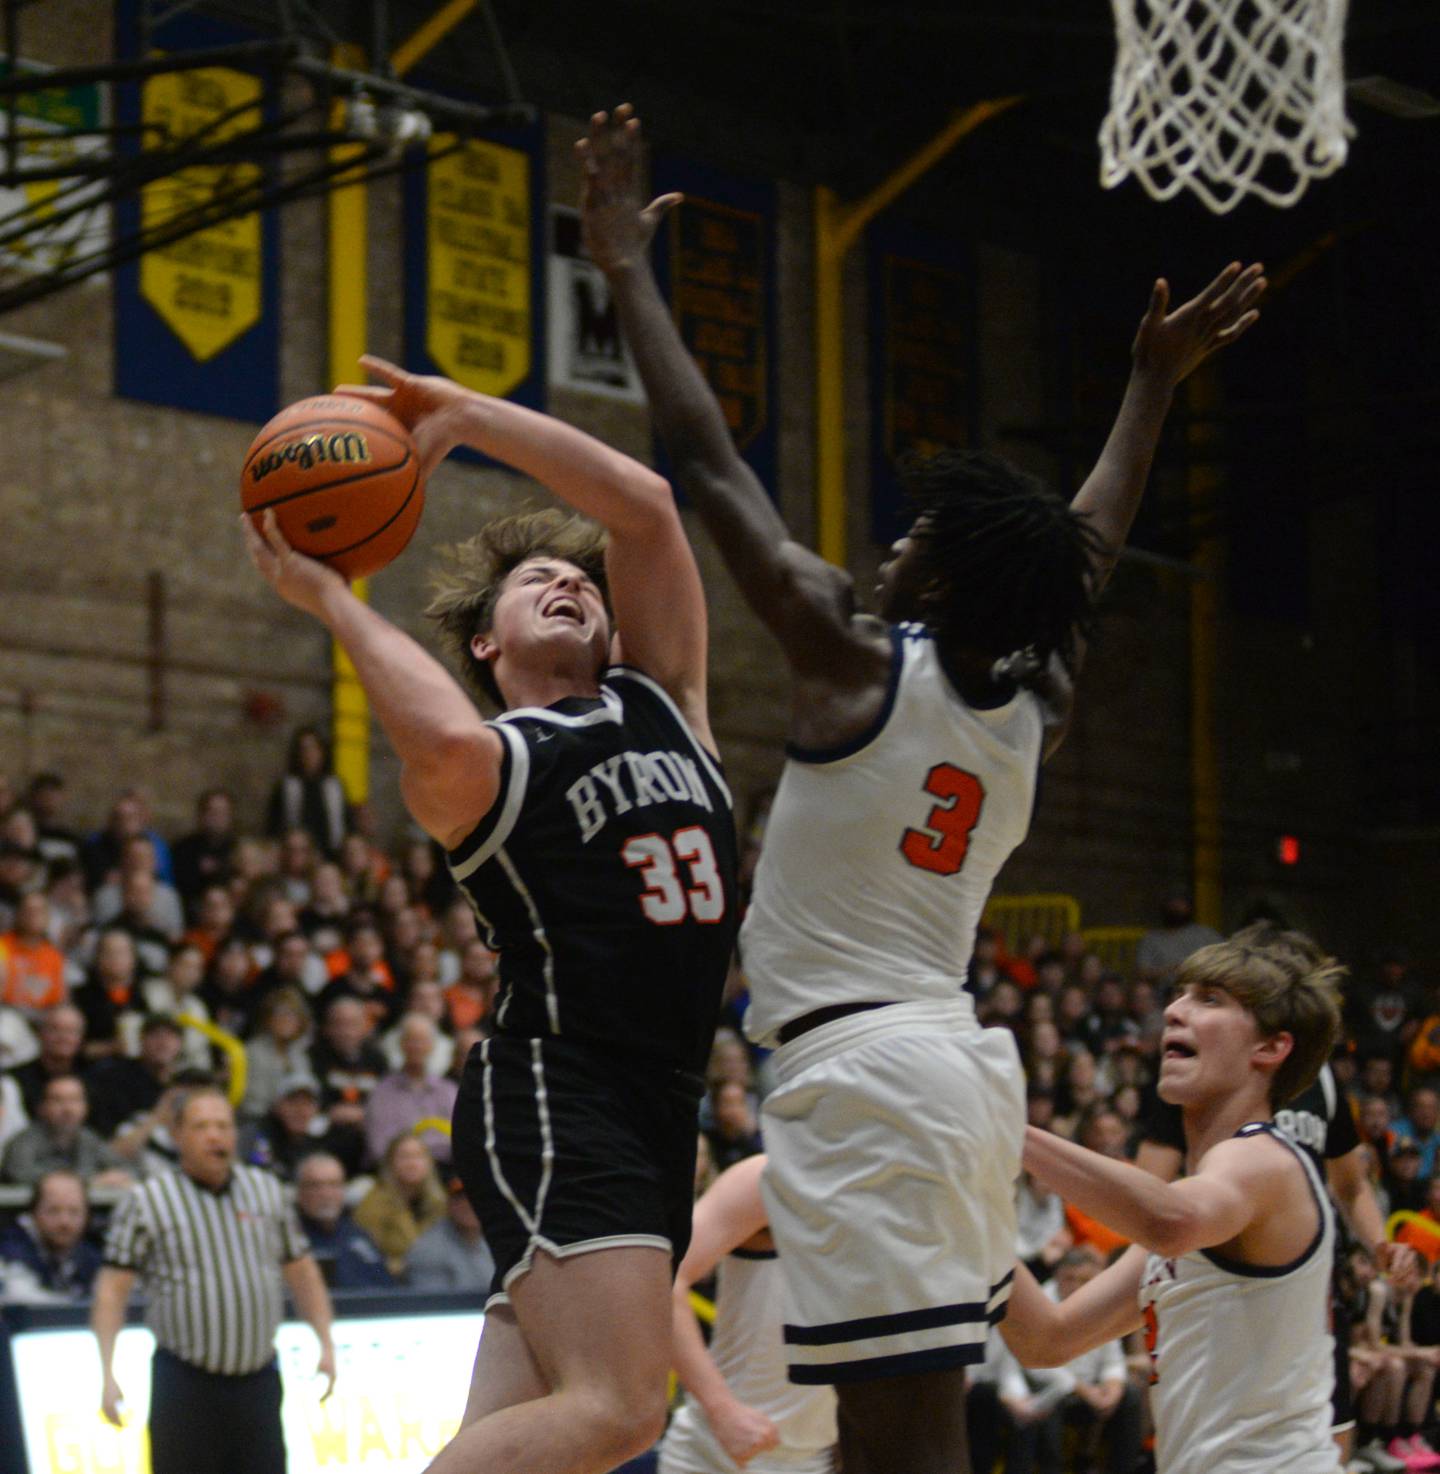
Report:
445,667,739,1072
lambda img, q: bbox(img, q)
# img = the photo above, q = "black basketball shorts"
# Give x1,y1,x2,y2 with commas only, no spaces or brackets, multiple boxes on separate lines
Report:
452,1033,703,1306
1330,1296,1354,1433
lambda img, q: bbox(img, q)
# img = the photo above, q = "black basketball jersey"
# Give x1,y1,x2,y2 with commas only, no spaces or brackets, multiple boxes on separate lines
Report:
447,665,738,1074
1145,1063,1357,1168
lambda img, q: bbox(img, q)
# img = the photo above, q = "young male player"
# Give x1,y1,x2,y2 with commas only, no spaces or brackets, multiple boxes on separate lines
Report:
579,103,1263,1474
1139,1059,1417,1468
663,1153,837,1474
1002,924,1347,1474
243,358,737,1474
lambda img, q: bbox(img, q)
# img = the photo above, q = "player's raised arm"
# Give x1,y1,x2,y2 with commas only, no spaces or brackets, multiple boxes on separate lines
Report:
1073,261,1265,596
669,1155,782,1466
242,512,503,849
338,356,713,748
579,105,866,681
1001,1252,1147,1369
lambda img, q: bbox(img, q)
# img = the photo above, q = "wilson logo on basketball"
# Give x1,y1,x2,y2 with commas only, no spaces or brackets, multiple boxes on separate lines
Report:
249,432,371,484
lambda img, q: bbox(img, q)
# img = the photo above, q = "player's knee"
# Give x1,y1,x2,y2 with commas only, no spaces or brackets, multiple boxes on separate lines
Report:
569,1386,665,1463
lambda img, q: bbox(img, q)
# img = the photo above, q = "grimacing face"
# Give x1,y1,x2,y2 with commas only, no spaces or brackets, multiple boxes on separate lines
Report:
473,557,612,688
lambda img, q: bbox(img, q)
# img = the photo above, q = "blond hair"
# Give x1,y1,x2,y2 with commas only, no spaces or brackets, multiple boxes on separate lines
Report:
426,509,609,705
1176,922,1345,1105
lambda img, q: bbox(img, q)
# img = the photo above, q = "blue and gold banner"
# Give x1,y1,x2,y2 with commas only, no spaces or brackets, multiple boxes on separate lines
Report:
404,117,546,448
652,159,777,494
113,1,280,423
868,223,976,545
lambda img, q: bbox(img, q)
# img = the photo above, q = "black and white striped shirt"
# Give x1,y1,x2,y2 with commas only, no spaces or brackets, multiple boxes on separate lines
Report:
103,1164,309,1375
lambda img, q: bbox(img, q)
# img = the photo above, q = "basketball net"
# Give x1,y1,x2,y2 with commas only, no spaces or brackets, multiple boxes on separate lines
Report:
1100,0,1353,214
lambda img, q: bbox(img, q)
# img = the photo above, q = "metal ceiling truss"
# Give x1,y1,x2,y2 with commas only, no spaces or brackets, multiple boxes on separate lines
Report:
0,0,530,314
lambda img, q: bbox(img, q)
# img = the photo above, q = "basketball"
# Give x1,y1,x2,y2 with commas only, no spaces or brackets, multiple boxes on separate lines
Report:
240,395,423,581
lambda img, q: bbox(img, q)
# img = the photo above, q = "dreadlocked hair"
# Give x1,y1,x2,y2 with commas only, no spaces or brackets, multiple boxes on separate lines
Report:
426,508,609,707
900,449,1107,683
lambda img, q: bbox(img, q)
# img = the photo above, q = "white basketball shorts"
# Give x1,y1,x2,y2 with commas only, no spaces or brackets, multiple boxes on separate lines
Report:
758,996,1025,1384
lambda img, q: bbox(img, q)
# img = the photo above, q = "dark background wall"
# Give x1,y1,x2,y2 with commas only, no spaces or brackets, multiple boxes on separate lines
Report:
1,1,1436,970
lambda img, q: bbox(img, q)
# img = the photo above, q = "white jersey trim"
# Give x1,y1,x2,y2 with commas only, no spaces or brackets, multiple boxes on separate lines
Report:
605,665,733,810
494,848,560,1032
450,722,531,882
488,1232,673,1310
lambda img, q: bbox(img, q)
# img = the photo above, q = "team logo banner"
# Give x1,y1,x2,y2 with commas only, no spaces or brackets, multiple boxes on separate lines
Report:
112,2,280,423
868,223,976,545
404,116,545,458
651,158,777,494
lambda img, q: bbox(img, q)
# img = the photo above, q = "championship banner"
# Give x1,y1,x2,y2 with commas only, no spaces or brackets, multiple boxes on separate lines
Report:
112,3,280,423
868,223,976,546
404,117,545,457
547,205,643,403
0,59,109,275
651,158,777,494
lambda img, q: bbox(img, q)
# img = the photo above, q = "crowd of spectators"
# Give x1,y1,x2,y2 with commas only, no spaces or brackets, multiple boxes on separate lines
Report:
2,743,1435,1472
0,737,496,1305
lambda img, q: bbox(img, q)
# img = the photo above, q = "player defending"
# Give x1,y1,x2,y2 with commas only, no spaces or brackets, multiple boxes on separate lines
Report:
243,359,738,1474
1003,924,1346,1474
664,1154,837,1474
580,104,1263,1474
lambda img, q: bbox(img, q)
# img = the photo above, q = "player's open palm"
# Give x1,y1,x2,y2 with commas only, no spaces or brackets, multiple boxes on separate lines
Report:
709,1398,782,1465
1132,260,1266,386
243,508,348,615
576,103,682,274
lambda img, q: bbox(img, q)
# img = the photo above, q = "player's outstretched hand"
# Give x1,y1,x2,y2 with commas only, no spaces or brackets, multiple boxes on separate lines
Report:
242,508,348,616
708,1397,782,1466
576,103,683,275
334,355,470,481
1132,261,1266,387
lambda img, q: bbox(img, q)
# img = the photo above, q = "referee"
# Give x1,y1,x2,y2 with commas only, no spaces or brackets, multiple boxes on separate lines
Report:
90,1085,336,1474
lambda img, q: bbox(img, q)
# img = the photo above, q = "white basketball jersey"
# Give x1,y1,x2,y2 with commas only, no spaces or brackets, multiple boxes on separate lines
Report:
666,1248,837,1467
742,623,1045,1045
1138,1124,1339,1474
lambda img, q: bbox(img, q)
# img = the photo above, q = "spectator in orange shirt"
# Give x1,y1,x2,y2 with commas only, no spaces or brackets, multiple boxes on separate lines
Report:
443,939,497,1034
318,916,396,1035
1,893,68,1019
1409,1003,1440,1090
1396,1177,1440,1266
182,884,235,964
1062,1106,1132,1259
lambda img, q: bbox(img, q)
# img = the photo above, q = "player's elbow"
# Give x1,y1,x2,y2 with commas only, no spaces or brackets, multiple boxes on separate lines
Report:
1141,1200,1209,1259
1000,1315,1069,1369
605,466,678,531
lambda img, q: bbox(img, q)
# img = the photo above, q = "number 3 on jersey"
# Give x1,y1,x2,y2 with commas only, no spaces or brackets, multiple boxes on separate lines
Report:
900,763,985,876
623,826,727,925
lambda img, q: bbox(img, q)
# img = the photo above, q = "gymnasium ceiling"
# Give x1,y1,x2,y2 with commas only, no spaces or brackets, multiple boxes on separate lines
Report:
180,1,1439,212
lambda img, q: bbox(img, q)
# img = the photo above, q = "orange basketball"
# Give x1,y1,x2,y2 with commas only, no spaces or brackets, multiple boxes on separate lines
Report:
240,395,423,581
